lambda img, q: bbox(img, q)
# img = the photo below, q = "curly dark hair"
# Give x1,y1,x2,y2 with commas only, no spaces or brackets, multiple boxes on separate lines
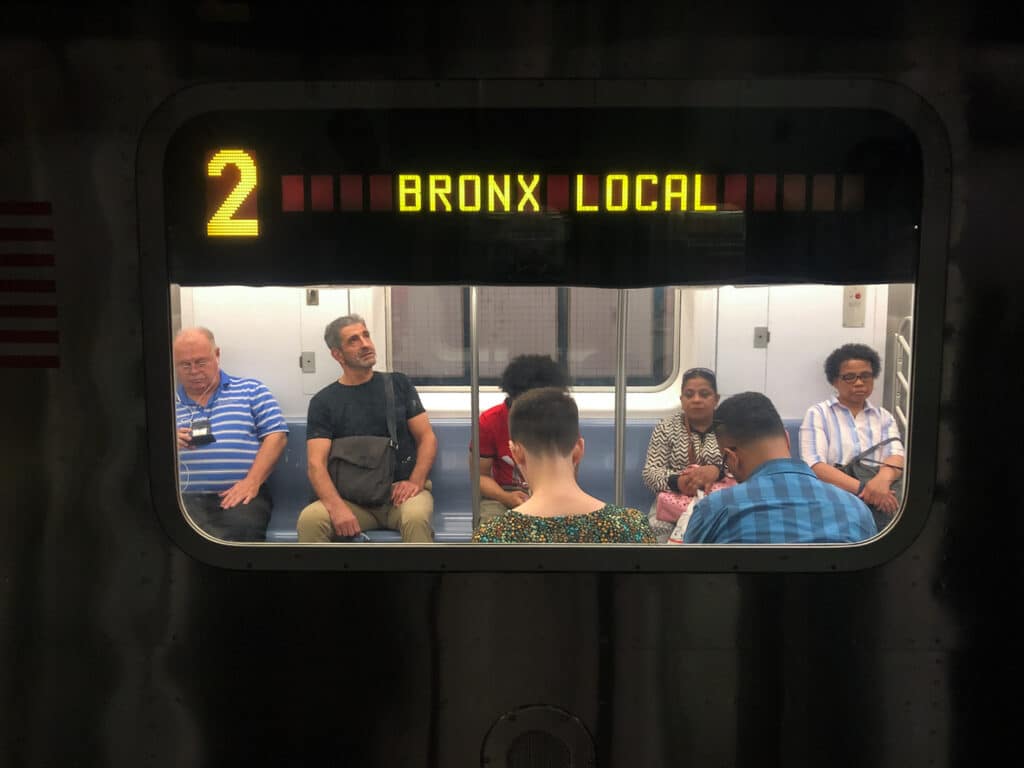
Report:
824,343,881,382
500,354,570,400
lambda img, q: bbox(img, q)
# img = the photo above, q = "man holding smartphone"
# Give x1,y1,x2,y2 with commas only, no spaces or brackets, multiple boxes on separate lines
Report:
174,326,288,541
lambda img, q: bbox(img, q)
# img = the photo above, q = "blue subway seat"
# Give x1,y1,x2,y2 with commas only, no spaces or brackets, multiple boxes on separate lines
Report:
264,417,806,543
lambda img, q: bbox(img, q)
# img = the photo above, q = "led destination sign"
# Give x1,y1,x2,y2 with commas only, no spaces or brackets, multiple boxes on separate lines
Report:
205,149,867,239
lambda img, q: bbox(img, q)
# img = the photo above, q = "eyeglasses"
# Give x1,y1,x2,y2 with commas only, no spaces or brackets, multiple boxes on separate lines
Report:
839,371,875,383
176,358,212,373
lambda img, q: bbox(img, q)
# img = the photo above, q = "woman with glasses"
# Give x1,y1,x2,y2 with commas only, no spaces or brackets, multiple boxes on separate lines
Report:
799,343,905,532
641,367,734,543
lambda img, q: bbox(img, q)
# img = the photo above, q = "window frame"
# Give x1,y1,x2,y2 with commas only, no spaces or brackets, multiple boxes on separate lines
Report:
138,78,948,573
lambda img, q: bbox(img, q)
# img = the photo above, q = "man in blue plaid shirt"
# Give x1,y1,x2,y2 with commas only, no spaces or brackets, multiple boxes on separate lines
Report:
684,392,878,544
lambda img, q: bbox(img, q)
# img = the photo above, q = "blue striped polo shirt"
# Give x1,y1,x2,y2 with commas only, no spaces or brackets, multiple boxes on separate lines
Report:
683,458,878,544
176,371,288,493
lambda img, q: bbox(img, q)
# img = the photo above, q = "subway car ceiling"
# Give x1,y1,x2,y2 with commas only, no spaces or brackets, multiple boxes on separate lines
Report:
141,80,946,571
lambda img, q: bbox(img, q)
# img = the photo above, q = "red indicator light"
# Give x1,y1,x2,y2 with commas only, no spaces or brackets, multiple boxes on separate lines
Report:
753,175,776,211
281,175,304,212
698,174,718,209
310,175,334,212
369,175,393,211
339,175,363,211
812,174,836,211
842,175,864,210
723,175,746,210
546,175,569,212
577,175,599,211
783,174,805,211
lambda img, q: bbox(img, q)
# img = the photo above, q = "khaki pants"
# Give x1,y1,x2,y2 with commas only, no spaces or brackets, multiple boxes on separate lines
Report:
477,498,509,530
297,481,433,543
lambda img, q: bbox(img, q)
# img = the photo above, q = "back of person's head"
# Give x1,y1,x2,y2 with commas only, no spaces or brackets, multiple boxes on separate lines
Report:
824,343,881,382
500,354,570,400
508,387,579,457
713,392,787,446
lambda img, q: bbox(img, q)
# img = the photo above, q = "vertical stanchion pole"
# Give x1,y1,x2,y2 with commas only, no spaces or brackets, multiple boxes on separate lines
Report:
470,286,481,531
614,289,628,507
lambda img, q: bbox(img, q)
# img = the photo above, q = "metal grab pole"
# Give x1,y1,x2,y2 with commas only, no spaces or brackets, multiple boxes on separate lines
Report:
614,290,628,507
469,286,481,531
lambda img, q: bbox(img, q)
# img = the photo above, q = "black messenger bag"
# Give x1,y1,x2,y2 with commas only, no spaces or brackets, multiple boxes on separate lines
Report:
835,436,904,531
327,373,398,507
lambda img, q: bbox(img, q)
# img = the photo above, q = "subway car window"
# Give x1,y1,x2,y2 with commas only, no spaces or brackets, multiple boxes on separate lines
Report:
149,89,929,565
171,281,912,547
389,286,675,386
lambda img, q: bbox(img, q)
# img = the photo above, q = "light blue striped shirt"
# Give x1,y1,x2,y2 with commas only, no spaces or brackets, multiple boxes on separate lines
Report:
684,459,877,544
176,371,288,493
799,398,904,468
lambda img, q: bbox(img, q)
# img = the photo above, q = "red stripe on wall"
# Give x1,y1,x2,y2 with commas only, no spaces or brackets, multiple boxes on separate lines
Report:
0,305,57,318
0,201,52,215
0,228,53,241
0,329,59,343
0,279,56,292
0,355,59,368
0,253,55,267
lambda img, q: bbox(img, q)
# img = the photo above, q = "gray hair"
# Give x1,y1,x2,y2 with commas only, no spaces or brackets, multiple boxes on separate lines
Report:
324,314,366,350
175,326,216,346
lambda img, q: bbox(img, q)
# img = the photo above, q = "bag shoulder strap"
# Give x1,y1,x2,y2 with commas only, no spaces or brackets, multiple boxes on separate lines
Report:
382,372,398,447
842,436,902,469
683,414,697,467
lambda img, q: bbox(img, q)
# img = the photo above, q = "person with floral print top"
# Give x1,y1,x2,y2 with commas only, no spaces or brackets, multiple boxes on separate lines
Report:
473,387,655,544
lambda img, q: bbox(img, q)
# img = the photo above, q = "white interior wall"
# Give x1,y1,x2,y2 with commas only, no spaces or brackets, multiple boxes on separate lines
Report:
173,283,896,422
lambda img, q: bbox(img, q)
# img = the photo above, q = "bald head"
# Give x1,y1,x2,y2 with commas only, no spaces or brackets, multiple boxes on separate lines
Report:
173,327,221,398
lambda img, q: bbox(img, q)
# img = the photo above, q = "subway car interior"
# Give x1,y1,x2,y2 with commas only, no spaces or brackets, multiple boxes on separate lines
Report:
2,3,1020,766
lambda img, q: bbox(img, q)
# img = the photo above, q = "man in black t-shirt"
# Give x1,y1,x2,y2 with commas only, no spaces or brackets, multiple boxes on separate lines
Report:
296,314,438,543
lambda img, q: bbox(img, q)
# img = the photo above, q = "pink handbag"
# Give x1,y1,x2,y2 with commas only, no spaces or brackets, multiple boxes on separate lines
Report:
655,477,737,523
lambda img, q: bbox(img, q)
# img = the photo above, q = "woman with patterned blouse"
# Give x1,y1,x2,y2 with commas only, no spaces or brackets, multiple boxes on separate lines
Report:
642,368,729,542
473,388,656,544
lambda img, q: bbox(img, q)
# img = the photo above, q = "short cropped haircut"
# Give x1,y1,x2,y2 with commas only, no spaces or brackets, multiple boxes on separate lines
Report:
175,326,216,346
508,387,580,457
713,392,787,446
324,314,367,351
824,343,881,382
500,354,571,400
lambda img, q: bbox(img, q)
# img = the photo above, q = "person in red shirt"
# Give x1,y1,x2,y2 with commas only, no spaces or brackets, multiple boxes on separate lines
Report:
472,354,570,529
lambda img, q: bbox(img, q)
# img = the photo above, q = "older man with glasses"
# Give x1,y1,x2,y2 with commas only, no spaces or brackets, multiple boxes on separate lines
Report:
174,326,288,541
799,343,905,532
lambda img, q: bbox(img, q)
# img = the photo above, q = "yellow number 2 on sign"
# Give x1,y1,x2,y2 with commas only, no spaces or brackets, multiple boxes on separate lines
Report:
206,149,259,237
